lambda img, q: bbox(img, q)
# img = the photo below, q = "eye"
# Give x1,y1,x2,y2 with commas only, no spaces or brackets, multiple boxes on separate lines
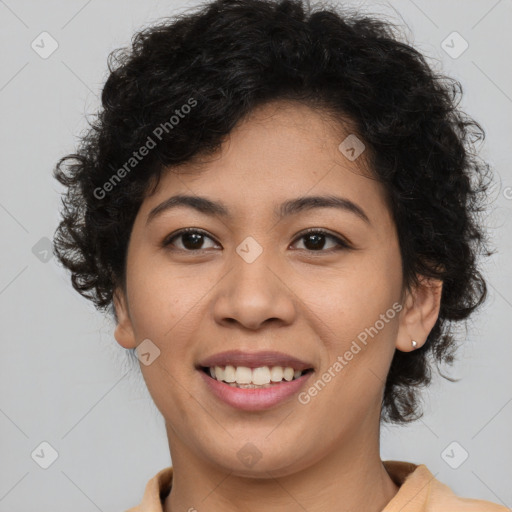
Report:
162,227,352,253
162,228,219,252
291,228,351,252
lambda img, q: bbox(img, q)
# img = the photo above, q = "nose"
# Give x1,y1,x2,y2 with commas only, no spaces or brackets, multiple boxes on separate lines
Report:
212,245,296,331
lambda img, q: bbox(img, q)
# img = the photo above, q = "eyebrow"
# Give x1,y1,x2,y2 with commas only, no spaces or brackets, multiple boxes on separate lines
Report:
146,194,371,226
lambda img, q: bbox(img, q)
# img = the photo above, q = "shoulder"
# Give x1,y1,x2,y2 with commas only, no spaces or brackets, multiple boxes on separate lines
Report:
383,460,508,512
428,476,509,511
123,466,174,512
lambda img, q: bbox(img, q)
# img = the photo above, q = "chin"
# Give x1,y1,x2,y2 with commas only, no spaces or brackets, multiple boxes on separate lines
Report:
198,440,314,479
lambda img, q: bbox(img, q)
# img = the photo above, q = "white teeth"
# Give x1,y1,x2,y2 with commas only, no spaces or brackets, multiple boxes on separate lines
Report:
235,366,252,384
270,366,283,382
283,367,294,381
252,366,271,385
223,365,236,382
214,366,224,381
207,365,306,386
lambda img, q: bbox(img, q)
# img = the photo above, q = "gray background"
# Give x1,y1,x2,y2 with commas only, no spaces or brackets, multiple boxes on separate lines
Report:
1,0,511,510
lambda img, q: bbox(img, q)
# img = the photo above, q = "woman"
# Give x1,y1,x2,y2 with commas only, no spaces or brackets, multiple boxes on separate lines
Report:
52,0,506,510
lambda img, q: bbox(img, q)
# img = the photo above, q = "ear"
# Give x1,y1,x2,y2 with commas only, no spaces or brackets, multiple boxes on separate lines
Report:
396,276,443,352
112,287,137,349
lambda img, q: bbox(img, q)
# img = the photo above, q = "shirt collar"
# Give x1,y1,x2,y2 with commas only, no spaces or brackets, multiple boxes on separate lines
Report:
130,460,433,512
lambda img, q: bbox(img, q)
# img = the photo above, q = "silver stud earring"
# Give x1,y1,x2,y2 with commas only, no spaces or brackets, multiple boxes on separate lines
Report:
411,340,418,348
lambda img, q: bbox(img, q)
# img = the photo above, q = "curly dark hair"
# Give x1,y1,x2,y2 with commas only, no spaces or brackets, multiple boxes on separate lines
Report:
52,0,495,424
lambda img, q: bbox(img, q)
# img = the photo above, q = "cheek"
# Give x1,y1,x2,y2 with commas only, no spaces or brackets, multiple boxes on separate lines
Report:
308,249,401,335
302,250,402,402
126,253,198,340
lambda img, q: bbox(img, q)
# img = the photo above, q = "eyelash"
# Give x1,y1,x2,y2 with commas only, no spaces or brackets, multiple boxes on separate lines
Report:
161,227,352,253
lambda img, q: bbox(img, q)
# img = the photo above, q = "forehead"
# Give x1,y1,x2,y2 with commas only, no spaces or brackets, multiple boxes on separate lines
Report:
139,100,392,226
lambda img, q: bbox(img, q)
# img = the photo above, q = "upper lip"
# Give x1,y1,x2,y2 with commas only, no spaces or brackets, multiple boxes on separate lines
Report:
197,350,314,371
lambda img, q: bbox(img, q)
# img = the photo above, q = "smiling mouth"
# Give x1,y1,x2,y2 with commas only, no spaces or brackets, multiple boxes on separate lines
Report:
200,365,314,388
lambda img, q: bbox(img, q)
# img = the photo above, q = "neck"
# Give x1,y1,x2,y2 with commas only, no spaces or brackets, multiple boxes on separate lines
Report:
163,421,399,512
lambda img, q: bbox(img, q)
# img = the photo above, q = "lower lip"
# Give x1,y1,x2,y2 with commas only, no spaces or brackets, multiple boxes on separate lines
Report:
198,369,313,411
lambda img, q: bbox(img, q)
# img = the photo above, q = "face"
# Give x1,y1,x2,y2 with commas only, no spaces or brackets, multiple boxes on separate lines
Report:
113,100,442,477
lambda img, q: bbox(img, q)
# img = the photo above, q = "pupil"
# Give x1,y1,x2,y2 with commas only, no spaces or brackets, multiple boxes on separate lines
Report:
183,233,203,250
305,234,324,250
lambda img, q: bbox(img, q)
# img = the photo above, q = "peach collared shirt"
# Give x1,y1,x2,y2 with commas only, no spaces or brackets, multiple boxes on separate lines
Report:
125,460,509,511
